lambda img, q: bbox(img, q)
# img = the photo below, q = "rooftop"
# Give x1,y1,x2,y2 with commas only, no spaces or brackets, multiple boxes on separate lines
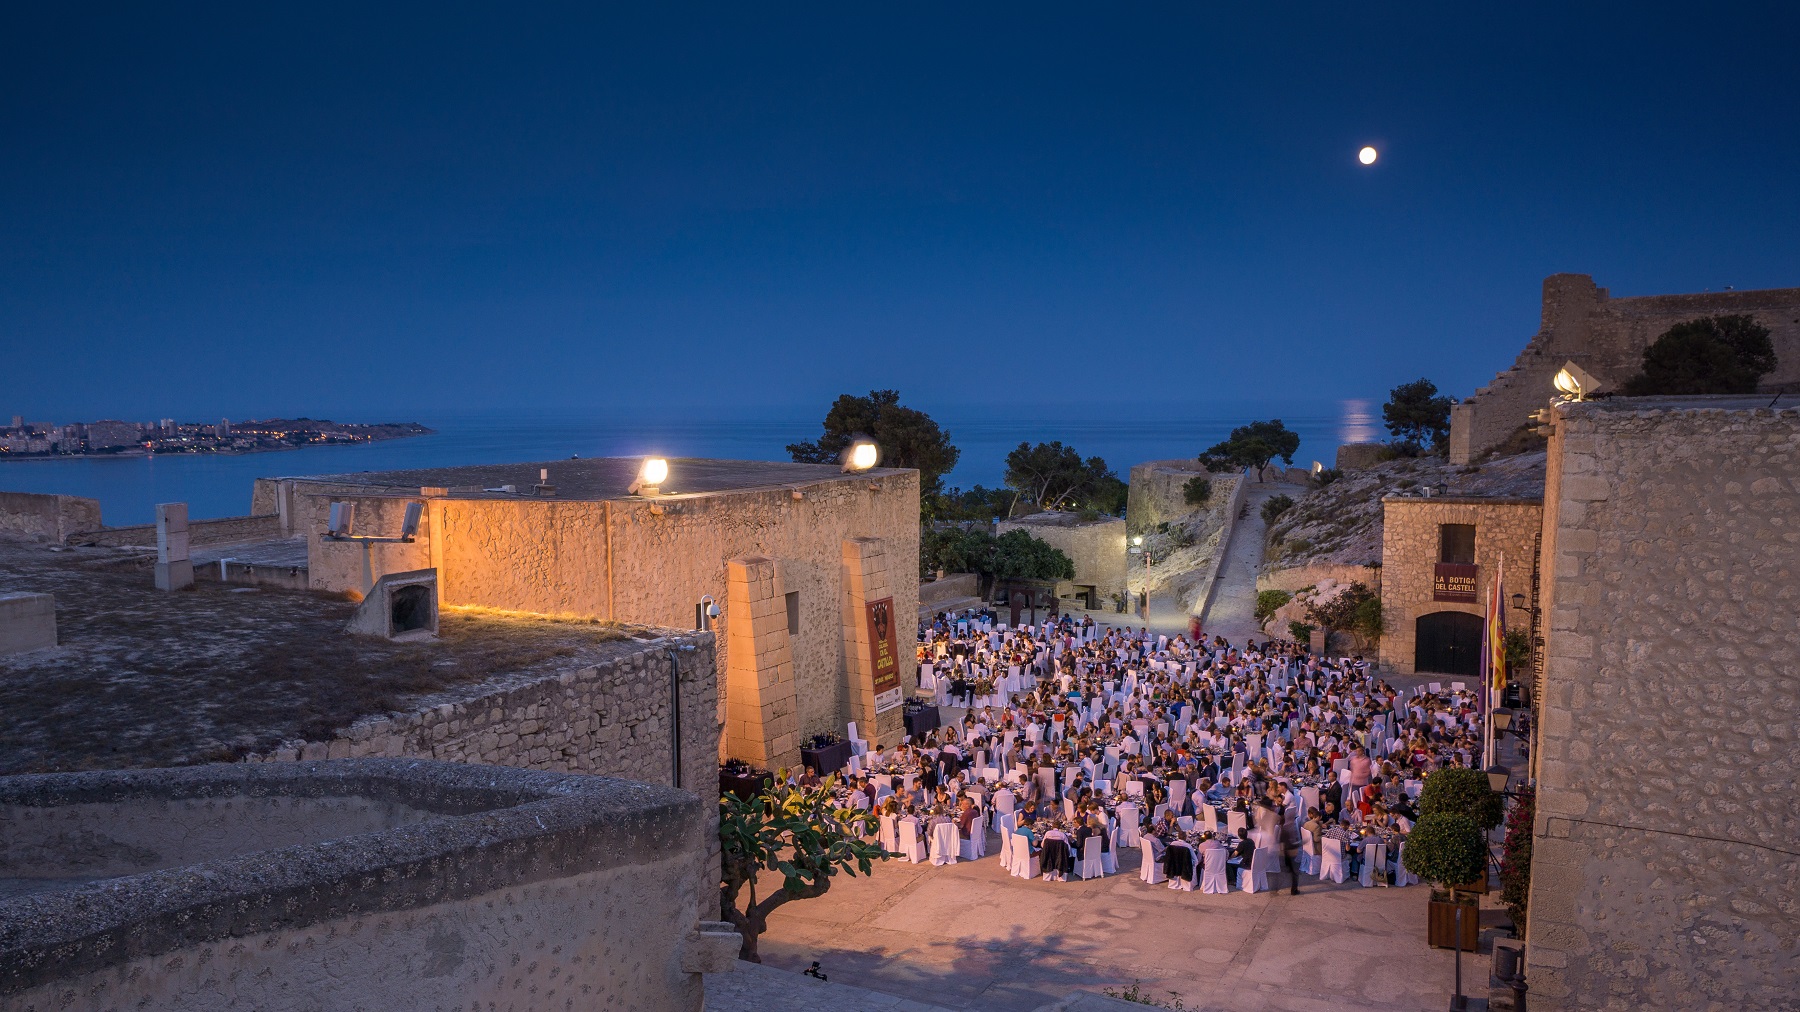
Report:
0,539,652,775
1562,393,1798,414
275,455,910,501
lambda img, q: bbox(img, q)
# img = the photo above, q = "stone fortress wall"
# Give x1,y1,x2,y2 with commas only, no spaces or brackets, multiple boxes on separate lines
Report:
1449,273,1800,463
1377,496,1542,675
1126,459,1244,536
0,491,103,543
1523,397,1799,1008
996,512,1129,602
268,468,921,772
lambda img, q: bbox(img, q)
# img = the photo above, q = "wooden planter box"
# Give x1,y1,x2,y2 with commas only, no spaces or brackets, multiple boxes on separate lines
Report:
1428,896,1480,950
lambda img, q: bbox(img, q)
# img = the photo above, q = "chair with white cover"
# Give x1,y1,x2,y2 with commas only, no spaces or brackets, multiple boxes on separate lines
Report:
1238,847,1274,893
898,818,927,863
878,814,898,855
1116,803,1141,848
847,722,869,756
1196,803,1217,833
1199,844,1230,894
994,788,1016,816
1012,832,1039,879
1298,826,1320,876
1177,815,1195,833
1320,837,1348,883
1227,810,1248,837
929,822,959,866
1393,841,1419,887
1300,786,1321,815
1361,841,1387,887
1125,779,1145,800
1101,829,1118,874
1078,837,1105,879
1168,779,1187,815
995,829,1016,873
959,825,981,862
1139,837,1165,884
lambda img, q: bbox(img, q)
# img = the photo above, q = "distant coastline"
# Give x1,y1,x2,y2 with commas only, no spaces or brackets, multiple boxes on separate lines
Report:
0,419,435,462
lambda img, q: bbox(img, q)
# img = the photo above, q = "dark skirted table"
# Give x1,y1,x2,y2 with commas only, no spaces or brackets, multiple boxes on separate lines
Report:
800,740,852,776
719,768,773,801
904,705,941,739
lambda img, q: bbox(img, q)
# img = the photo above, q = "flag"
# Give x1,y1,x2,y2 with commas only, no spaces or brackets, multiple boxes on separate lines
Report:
1484,556,1507,695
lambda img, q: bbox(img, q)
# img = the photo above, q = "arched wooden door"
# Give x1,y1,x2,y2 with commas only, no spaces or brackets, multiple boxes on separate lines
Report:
1415,611,1484,676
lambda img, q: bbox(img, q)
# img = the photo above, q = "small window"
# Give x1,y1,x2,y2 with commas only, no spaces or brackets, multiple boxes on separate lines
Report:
785,591,800,636
1439,524,1476,565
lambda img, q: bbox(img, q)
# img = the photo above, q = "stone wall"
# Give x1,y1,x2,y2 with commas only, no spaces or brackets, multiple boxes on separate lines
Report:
67,513,283,549
1126,460,1241,536
1376,496,1541,674
0,492,103,543
292,470,921,764
1450,273,1800,462
0,760,718,1012
996,513,1129,601
1524,397,1799,1008
1335,442,1387,471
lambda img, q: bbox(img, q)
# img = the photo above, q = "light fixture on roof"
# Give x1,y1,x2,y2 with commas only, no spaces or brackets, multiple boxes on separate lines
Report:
630,457,669,496
841,437,879,473
1552,361,1604,402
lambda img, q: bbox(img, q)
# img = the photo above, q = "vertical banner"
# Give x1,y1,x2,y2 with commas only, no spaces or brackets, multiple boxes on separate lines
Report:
865,596,902,712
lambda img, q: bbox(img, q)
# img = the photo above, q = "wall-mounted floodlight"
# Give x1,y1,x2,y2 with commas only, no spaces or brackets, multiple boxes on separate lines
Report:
841,437,879,472
327,502,356,537
630,457,669,496
323,501,422,544
1553,368,1582,399
1553,361,1605,402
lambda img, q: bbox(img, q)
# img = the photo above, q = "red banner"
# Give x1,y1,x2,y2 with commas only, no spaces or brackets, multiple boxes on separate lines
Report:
865,597,900,705
1433,563,1478,602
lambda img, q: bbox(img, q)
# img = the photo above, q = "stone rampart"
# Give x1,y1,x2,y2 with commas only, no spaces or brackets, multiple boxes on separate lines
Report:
0,760,719,1012
1126,460,1241,536
67,513,283,549
1524,396,1799,1008
1450,273,1800,462
0,492,103,543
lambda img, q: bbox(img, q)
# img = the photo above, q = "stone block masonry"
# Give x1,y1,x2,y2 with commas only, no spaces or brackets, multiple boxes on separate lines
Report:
1524,396,1799,1009
725,555,801,769
0,491,102,543
1377,496,1541,675
0,592,56,655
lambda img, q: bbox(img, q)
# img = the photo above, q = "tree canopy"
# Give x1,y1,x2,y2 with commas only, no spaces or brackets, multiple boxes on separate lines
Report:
920,526,1074,584
1198,420,1300,476
1382,378,1454,449
787,390,960,498
1000,441,1126,516
1621,315,1777,396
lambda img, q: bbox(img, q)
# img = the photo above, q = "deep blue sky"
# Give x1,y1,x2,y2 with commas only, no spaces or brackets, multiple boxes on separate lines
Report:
3,3,1796,425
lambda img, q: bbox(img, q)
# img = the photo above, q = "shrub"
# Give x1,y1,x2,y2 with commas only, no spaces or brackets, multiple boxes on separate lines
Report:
1313,468,1343,487
1285,539,1313,556
1261,495,1295,525
1287,620,1315,643
1401,812,1488,891
1254,589,1291,623
1498,785,1535,935
1622,314,1776,395
1307,582,1382,641
1419,767,1505,830
1183,476,1212,506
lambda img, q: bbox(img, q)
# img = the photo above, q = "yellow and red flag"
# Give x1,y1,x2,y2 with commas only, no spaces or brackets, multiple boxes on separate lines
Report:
1484,556,1507,696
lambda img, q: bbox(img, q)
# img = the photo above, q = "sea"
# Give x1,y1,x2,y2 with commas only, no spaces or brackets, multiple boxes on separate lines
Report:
0,402,1380,527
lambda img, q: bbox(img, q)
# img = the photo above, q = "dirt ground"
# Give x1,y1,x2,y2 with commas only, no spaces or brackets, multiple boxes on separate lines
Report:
0,539,633,775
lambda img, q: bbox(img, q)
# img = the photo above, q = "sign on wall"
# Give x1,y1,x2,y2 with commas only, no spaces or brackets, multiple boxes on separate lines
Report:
1433,563,1479,602
865,597,903,713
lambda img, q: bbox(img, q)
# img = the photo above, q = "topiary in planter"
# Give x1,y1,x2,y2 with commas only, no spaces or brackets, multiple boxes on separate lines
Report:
1402,812,1487,892
1419,767,1504,830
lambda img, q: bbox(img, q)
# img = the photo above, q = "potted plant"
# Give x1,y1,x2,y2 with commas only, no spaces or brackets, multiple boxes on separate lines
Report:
1417,767,1504,894
1402,811,1487,949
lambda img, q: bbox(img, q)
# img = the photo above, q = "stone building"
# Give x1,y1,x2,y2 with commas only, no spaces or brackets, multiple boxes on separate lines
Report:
995,511,1128,609
1523,396,1798,1008
1449,273,1800,463
1125,459,1241,536
258,457,920,772
1377,495,1541,676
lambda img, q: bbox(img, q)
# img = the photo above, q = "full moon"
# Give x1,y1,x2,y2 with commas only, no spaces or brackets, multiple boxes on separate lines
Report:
1358,146,1378,165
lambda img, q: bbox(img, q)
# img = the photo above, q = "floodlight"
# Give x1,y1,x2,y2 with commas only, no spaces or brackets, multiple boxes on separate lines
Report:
327,502,355,537
841,438,879,472
630,457,670,496
400,501,423,538
1553,368,1582,399
1132,535,1144,546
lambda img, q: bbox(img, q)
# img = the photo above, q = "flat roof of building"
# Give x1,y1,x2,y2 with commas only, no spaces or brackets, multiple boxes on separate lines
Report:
1564,394,1797,413
273,456,910,501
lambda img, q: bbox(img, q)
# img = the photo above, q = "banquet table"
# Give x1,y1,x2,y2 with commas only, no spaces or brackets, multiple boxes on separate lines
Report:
801,740,853,776
904,705,942,738
719,767,772,801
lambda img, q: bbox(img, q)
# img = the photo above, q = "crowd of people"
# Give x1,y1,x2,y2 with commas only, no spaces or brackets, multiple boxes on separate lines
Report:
801,609,1492,893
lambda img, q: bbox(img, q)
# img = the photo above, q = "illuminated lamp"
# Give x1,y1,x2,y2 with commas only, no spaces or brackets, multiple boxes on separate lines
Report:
841,438,879,472
630,457,669,496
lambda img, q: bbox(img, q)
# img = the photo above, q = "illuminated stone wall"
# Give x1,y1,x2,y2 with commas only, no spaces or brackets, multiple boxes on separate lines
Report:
1524,397,1800,1008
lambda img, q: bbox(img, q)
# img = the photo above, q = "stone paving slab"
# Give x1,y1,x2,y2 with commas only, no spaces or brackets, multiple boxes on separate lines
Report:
706,959,960,1012
754,836,1498,1011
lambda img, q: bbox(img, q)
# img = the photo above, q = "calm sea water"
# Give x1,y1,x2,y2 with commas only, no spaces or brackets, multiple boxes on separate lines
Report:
0,405,1375,526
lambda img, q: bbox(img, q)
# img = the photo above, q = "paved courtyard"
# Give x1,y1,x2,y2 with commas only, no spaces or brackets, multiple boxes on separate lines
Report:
753,841,1502,1011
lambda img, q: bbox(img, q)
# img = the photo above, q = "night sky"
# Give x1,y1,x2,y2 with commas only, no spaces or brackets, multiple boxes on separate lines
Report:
3,3,1797,423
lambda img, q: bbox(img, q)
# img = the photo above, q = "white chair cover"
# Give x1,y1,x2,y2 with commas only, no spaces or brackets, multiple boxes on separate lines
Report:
1078,837,1105,879
1239,847,1274,893
1012,832,1038,879
1321,837,1348,883
878,814,898,854
898,818,927,863
1394,841,1418,887
1200,844,1230,894
1362,841,1388,887
1196,803,1216,832
929,822,959,866
1177,815,1195,832
1139,837,1165,884
1116,803,1141,847
1227,810,1248,836
1169,779,1187,815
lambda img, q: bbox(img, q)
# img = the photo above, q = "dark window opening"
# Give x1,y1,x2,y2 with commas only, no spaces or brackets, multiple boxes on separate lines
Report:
1439,523,1476,565
785,591,800,637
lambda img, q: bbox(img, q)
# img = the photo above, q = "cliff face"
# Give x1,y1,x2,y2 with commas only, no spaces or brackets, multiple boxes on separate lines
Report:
1264,450,1547,572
